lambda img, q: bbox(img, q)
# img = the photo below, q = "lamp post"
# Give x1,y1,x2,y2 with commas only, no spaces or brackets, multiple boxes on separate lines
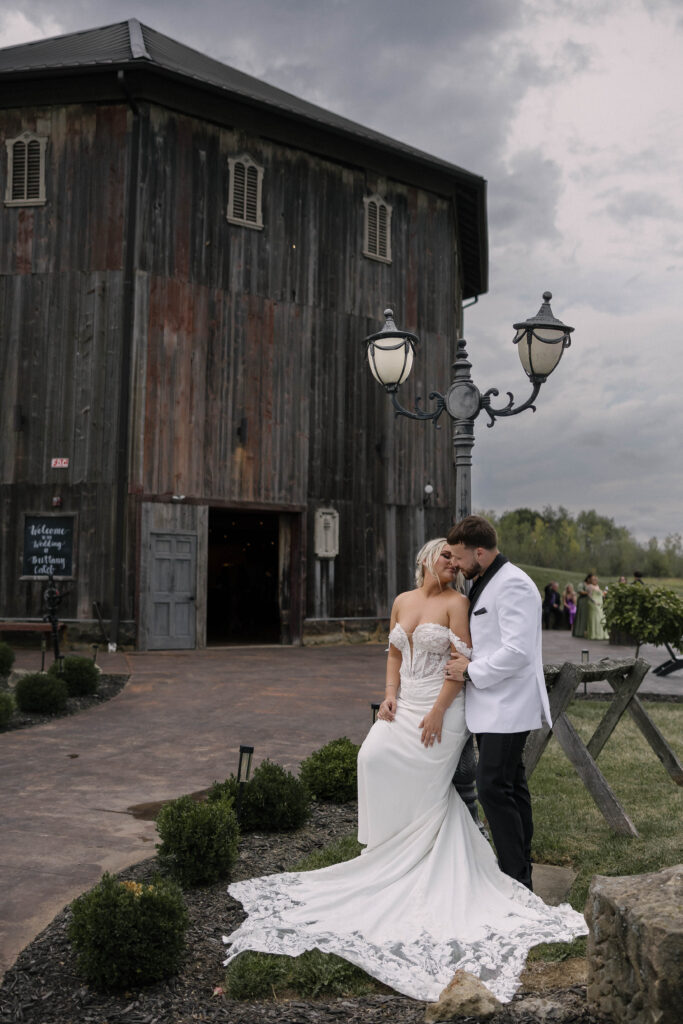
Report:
364,292,574,821
364,293,574,522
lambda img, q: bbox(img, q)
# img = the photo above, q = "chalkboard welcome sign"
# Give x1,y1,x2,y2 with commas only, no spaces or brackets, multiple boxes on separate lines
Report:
22,514,76,578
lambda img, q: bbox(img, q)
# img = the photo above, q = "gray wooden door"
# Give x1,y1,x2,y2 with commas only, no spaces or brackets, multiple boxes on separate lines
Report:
148,532,197,650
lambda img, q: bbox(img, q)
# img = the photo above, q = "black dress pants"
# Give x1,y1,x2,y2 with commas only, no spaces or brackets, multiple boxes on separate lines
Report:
475,731,533,890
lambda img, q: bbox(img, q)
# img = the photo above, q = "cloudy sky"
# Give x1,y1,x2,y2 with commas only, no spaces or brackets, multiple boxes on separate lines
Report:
4,0,682,541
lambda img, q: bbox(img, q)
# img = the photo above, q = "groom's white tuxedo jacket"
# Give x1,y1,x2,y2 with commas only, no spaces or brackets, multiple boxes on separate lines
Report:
466,561,551,734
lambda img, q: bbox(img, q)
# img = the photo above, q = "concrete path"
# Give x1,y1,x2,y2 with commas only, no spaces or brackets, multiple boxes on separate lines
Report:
1,632,679,978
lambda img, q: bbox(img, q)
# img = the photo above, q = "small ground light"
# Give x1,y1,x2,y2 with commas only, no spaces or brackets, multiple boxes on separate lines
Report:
236,744,254,819
57,654,65,674
371,702,380,724
91,644,98,663
238,744,254,783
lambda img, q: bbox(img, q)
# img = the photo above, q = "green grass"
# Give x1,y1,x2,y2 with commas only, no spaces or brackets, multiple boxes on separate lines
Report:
224,948,379,1000
530,700,683,909
225,701,683,998
517,563,683,599
291,833,362,872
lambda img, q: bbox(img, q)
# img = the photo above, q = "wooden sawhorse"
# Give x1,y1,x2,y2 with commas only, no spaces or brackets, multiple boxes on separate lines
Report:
525,658,683,837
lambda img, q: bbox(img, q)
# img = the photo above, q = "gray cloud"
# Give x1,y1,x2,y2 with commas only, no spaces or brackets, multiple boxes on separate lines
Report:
4,0,683,543
488,150,563,241
603,189,681,223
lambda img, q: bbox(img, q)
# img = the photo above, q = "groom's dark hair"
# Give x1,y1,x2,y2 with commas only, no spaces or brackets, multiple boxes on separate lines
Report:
447,515,498,550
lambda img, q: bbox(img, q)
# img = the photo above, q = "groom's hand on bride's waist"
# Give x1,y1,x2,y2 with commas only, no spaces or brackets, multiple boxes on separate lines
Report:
445,653,471,684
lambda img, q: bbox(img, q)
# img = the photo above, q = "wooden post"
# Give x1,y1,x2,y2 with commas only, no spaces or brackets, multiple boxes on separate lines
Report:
626,696,683,786
526,662,580,776
586,659,649,760
552,714,639,838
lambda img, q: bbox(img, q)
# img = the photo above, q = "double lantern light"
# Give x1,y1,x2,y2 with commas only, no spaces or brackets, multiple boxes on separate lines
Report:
364,292,574,428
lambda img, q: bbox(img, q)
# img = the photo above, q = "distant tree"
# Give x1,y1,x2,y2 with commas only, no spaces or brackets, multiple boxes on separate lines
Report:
643,537,669,577
479,506,680,579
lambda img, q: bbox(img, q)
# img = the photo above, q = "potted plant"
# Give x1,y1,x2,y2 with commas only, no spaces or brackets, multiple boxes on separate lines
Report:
603,583,683,653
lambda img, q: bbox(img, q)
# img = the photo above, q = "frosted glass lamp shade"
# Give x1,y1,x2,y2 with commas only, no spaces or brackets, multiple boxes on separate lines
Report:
368,337,414,387
513,292,574,382
364,309,419,393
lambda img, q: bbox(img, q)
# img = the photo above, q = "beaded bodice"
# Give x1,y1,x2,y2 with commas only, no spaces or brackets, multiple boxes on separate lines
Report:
389,622,472,680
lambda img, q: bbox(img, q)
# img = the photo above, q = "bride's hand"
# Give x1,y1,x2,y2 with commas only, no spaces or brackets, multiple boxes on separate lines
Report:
377,696,397,722
419,707,444,747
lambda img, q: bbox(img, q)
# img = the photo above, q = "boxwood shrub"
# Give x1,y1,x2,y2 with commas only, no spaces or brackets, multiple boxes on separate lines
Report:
68,873,188,990
155,794,240,887
0,641,15,677
48,655,99,697
208,759,310,832
14,671,68,714
0,690,14,728
299,737,360,803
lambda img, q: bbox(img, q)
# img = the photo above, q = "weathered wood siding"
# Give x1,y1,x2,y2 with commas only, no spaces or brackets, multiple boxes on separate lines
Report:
132,105,459,618
0,104,131,620
1,96,463,630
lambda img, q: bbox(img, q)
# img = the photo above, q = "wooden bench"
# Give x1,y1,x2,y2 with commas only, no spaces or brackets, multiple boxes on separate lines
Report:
0,621,65,635
0,621,67,668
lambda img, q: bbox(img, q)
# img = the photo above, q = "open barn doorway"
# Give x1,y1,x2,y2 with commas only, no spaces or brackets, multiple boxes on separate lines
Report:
206,509,280,644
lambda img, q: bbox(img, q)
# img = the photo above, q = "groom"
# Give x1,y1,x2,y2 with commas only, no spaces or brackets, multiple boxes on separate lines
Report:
445,515,550,890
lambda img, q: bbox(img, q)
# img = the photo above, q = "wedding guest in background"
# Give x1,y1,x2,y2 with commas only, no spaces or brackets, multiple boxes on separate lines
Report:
572,574,591,638
563,583,577,629
632,571,645,585
585,573,609,641
542,581,562,630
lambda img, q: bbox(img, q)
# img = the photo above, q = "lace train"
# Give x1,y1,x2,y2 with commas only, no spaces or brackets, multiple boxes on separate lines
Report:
223,624,587,1002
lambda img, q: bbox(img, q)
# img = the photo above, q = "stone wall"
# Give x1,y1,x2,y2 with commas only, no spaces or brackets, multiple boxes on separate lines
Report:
302,617,390,646
585,865,682,1023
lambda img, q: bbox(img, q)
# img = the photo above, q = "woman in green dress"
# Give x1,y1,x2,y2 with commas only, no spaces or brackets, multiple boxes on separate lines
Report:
585,574,609,640
572,574,591,638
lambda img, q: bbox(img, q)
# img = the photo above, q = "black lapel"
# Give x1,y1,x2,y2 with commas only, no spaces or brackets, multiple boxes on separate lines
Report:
467,554,509,619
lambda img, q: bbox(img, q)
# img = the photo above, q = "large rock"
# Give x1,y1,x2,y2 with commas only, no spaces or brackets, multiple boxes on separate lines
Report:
425,969,503,1021
585,864,683,1024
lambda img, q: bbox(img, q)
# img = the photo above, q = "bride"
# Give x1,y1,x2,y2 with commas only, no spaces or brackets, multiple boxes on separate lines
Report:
223,538,587,1003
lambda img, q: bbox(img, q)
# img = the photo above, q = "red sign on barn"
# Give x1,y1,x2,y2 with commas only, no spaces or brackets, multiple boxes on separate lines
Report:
50,458,70,468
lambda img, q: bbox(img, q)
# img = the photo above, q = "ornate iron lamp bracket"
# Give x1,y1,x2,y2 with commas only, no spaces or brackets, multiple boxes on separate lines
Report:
390,390,446,427
480,380,542,428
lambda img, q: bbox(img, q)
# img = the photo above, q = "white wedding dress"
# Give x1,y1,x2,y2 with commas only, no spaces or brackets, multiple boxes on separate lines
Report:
223,623,587,1002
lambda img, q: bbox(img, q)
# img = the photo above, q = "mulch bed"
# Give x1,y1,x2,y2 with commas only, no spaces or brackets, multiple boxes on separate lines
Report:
0,798,603,1024
0,674,129,732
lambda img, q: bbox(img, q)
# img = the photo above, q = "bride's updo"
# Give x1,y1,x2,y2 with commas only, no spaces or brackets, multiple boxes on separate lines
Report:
415,537,448,588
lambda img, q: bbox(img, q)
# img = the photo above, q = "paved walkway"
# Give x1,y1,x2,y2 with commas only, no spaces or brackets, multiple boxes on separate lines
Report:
1,632,680,978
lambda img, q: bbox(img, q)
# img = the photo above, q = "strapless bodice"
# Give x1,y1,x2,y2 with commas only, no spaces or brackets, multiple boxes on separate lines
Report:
389,622,472,684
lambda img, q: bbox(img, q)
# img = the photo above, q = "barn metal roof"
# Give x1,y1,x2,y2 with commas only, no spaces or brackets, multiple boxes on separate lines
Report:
0,18,488,297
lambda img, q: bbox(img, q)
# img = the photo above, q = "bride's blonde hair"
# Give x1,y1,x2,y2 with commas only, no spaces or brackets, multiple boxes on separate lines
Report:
414,537,465,592
415,537,448,588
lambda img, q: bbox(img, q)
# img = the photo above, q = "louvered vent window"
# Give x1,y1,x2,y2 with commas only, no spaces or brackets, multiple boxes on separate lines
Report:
363,193,392,263
5,132,48,206
227,154,264,229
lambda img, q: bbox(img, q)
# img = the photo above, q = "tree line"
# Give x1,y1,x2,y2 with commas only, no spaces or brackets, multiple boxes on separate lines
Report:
480,506,683,578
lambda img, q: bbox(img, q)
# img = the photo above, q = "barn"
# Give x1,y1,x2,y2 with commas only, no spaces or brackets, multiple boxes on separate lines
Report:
0,19,488,649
